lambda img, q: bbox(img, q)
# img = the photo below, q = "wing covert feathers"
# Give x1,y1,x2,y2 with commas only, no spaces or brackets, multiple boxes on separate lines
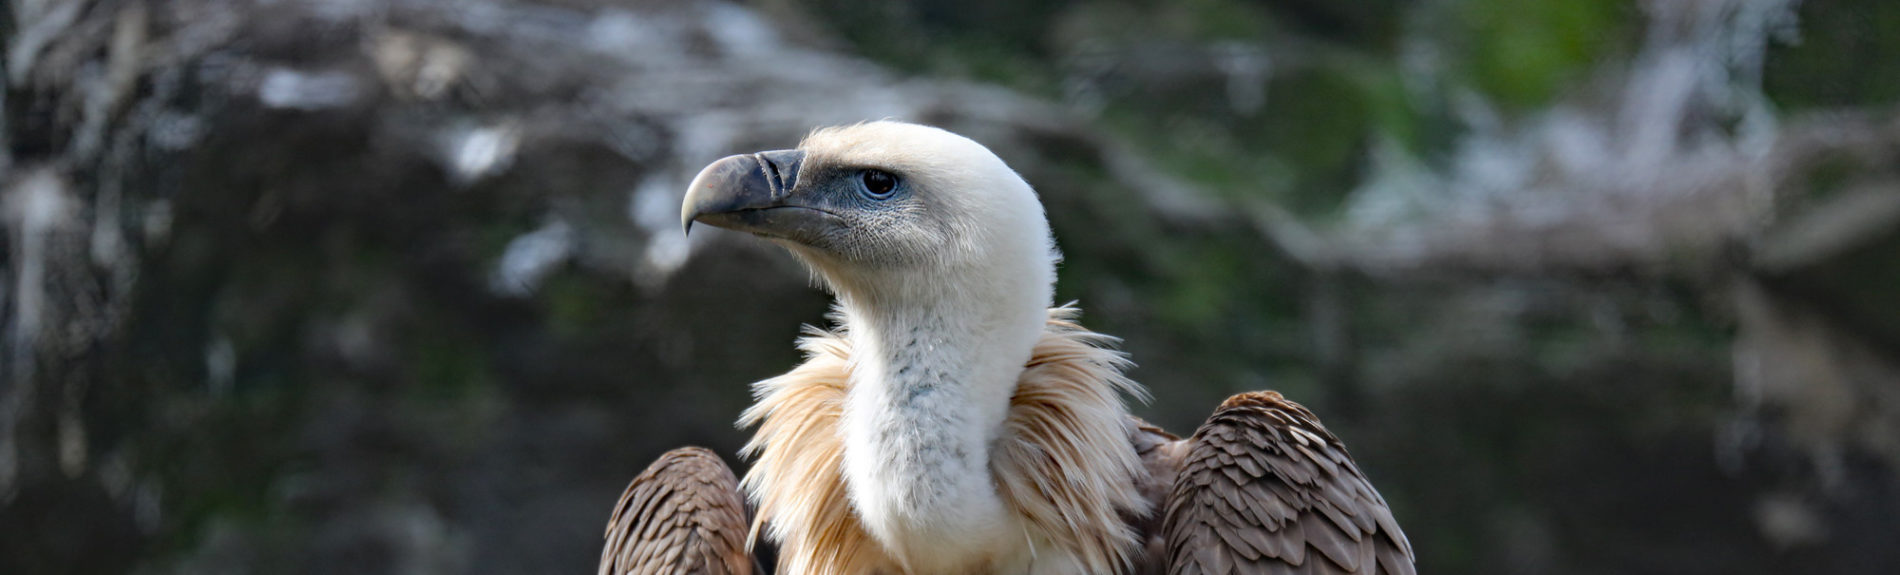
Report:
600,447,753,575
1162,392,1415,575
1131,418,1188,575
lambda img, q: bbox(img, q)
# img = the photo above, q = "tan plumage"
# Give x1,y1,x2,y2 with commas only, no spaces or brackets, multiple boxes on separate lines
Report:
600,447,753,575
736,316,893,574
740,306,1149,574
602,120,1415,574
1159,392,1415,574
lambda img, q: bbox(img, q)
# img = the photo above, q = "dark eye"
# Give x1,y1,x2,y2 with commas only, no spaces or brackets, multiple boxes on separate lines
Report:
860,170,898,199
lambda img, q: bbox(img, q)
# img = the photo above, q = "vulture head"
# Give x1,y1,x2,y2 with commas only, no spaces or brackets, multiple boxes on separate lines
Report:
682,122,1055,343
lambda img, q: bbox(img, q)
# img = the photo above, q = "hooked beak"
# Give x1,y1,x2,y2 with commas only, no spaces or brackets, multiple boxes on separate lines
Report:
681,150,839,245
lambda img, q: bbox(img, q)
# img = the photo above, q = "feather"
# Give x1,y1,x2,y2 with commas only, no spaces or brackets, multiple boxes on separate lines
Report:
1156,391,1416,574
639,121,1413,574
740,307,1147,574
599,447,751,575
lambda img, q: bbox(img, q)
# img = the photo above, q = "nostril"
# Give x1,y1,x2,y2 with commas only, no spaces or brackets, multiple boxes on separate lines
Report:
753,150,804,198
754,153,784,197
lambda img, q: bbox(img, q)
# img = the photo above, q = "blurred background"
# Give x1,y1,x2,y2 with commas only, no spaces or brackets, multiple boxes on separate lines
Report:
2,0,1898,573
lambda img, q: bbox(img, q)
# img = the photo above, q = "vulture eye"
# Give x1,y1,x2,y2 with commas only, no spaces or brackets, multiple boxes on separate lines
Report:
860,170,898,199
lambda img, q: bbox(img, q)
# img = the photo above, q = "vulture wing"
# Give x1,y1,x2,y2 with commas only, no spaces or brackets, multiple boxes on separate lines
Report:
600,447,754,575
1160,391,1414,575
1130,417,1187,575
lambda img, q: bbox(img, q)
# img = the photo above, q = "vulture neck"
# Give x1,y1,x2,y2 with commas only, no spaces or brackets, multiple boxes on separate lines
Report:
831,266,1051,567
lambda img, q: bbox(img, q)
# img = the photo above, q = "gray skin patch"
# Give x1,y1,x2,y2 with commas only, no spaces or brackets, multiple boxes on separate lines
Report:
790,160,954,268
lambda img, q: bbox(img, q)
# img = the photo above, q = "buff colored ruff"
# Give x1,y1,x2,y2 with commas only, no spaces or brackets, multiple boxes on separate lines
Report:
740,307,1148,575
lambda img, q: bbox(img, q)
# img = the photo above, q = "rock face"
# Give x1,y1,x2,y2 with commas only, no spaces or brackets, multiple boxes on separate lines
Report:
0,1,1897,574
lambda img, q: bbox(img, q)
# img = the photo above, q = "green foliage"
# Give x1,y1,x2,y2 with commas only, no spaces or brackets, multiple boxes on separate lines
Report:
1455,0,1634,108
1154,0,1277,41
1765,0,1900,108
783,0,1441,216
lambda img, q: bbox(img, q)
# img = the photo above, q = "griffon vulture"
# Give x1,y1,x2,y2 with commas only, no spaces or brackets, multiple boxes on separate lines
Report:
600,121,1414,575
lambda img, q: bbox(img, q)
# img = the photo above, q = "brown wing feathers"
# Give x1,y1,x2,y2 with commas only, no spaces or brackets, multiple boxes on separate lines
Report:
1131,418,1189,575
1161,391,1415,575
600,447,753,575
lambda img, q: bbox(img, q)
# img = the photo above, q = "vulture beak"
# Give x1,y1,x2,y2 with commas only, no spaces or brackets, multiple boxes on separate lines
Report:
681,150,837,244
